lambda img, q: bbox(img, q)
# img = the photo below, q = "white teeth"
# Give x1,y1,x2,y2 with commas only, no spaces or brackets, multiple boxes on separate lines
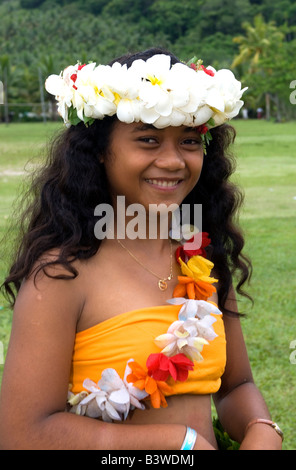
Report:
146,179,180,187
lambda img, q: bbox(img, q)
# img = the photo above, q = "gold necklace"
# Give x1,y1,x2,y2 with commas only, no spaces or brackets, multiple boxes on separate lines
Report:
117,238,173,291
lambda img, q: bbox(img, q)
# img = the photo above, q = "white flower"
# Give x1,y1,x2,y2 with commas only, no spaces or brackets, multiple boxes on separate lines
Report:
67,363,148,422
75,369,130,422
193,315,218,341
132,54,205,128
77,378,116,421
74,63,117,121
111,64,143,123
45,65,77,124
166,297,222,321
206,69,248,126
98,368,132,420
154,317,217,362
132,55,174,125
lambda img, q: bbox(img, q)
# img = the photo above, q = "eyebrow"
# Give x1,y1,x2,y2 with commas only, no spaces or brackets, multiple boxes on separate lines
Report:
132,124,158,132
132,124,198,133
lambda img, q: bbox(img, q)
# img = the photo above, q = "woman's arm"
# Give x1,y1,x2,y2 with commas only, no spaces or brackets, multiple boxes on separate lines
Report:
213,287,282,450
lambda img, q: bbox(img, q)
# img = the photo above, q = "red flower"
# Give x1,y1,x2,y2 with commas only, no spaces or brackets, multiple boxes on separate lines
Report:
189,62,214,76
70,64,86,90
146,353,194,382
196,124,208,135
176,232,211,263
200,65,215,77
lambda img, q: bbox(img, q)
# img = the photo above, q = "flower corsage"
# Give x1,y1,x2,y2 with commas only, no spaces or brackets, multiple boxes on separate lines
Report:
67,232,221,422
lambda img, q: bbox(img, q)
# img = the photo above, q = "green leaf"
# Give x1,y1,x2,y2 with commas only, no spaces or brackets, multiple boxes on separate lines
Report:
212,418,240,450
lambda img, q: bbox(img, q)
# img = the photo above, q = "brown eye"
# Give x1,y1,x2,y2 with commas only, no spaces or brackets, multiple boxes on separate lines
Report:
138,137,158,144
182,139,202,146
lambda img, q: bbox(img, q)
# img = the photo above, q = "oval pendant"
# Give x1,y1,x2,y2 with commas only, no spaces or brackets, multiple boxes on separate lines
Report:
158,279,167,290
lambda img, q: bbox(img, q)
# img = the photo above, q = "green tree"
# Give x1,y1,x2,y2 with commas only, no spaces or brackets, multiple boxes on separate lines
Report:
231,14,286,120
232,14,284,69
20,0,45,7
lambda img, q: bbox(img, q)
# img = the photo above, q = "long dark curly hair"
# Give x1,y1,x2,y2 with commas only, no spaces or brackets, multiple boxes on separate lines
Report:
1,47,252,314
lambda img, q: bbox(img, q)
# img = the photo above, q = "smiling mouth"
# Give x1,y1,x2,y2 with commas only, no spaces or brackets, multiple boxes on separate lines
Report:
145,178,182,188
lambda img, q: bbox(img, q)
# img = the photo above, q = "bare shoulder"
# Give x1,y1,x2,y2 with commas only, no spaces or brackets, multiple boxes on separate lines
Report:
9,249,88,368
17,248,87,324
6,248,90,386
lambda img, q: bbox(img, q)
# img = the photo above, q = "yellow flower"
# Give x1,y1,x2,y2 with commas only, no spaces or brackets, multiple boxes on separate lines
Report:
180,255,218,284
173,255,218,301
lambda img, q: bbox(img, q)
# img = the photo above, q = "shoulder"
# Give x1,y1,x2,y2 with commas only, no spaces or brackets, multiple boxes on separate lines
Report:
15,248,91,329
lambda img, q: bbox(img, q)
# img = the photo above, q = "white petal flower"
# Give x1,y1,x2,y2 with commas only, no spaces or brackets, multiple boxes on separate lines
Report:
191,105,214,127
98,368,131,420
117,98,141,124
193,315,218,341
153,110,186,129
155,319,209,361
167,297,222,321
45,72,75,124
79,378,109,419
207,69,248,125
74,63,117,121
68,363,150,422
70,371,128,422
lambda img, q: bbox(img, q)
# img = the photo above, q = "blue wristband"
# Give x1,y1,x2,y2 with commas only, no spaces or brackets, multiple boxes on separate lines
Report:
180,427,197,450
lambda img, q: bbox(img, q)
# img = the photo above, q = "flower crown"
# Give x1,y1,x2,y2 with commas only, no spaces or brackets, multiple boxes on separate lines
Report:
45,54,247,150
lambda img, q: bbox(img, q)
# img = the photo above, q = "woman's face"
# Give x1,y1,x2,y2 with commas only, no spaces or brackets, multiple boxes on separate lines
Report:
103,121,204,212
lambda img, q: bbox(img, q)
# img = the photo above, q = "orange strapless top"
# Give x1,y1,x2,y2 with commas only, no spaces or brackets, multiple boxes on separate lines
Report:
70,304,226,396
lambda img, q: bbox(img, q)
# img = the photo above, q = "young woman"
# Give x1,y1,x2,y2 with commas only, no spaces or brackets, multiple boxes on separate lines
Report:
0,48,283,450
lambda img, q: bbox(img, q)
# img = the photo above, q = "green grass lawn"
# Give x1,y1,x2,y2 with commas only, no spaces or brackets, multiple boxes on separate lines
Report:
0,120,296,449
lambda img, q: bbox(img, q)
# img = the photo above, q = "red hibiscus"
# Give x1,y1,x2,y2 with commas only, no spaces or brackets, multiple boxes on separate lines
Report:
176,232,211,263
146,353,194,382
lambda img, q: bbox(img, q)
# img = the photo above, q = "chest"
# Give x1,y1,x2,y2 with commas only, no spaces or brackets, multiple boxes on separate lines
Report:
77,246,182,331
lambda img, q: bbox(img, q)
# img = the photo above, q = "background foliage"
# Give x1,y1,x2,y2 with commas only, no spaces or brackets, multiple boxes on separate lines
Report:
0,0,296,120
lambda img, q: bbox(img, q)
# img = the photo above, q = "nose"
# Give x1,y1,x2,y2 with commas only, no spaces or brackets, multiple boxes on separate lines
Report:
154,143,186,171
